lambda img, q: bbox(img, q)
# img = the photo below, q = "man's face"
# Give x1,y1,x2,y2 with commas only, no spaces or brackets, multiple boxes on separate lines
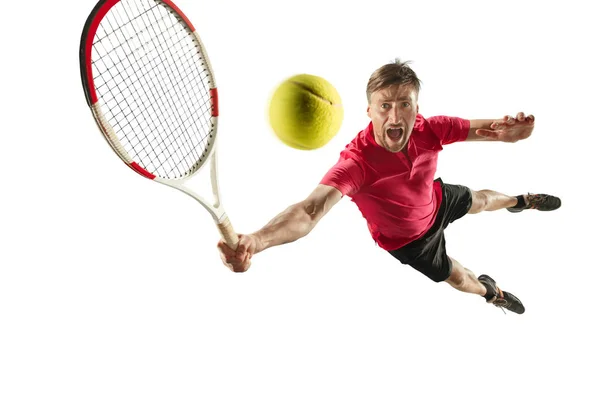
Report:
367,84,419,153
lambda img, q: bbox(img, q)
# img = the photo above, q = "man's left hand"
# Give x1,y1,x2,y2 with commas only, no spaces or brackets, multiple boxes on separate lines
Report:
475,112,535,143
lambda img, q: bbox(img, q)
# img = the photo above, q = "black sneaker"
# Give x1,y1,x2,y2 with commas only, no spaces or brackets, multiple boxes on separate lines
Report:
478,274,525,314
507,193,561,213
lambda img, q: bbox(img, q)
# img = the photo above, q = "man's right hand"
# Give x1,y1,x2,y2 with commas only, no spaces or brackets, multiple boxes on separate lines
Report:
217,234,258,273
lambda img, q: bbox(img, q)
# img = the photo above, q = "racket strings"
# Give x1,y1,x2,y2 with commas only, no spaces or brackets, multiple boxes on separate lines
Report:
97,5,173,173
97,30,206,177
141,3,213,176
114,0,212,176
118,3,202,177
91,0,215,179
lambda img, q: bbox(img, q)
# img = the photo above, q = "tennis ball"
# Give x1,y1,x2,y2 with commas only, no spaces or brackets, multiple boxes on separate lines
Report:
268,74,343,150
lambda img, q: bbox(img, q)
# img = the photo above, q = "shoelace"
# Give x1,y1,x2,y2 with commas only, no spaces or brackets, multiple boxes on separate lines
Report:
527,193,559,210
490,287,508,314
491,297,508,314
526,193,545,209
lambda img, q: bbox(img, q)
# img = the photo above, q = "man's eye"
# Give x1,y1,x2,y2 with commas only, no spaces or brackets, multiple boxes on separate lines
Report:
403,102,411,107
381,103,390,109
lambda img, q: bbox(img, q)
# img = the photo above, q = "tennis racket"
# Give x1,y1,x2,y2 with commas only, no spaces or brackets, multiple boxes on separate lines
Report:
79,0,238,250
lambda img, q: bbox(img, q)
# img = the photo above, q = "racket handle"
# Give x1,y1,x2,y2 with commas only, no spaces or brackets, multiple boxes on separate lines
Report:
217,217,239,250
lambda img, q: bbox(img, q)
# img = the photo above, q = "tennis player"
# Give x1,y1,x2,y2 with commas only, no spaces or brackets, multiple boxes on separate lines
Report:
217,59,561,314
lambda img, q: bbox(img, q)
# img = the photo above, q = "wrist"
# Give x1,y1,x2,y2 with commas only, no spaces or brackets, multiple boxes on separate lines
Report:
249,233,267,253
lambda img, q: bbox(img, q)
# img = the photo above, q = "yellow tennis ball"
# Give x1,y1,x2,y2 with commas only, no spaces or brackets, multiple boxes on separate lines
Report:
268,74,343,150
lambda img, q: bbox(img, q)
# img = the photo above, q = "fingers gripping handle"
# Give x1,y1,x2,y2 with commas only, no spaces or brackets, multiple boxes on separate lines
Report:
217,217,239,250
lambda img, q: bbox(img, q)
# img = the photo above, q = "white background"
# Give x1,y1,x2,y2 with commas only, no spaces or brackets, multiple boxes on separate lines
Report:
1,0,598,399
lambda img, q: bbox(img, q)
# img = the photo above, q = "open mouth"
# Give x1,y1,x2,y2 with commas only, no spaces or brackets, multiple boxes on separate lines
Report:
386,127,404,141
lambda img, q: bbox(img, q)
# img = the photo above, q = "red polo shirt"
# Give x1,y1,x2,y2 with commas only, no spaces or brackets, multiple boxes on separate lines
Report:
320,114,470,250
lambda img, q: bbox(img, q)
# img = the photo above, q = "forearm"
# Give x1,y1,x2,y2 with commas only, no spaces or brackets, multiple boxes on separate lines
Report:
467,119,498,141
251,204,316,254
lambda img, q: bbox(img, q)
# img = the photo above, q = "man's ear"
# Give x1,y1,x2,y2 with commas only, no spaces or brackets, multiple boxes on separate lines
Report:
416,104,419,114
366,105,371,118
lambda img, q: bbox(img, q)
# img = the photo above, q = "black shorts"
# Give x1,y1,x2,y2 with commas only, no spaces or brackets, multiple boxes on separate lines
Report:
388,178,472,283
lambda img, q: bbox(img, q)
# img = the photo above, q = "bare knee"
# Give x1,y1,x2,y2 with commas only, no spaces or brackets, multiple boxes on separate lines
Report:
469,190,489,214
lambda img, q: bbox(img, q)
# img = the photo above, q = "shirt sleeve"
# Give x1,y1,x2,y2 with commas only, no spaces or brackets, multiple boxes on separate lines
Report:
427,115,471,145
320,157,365,196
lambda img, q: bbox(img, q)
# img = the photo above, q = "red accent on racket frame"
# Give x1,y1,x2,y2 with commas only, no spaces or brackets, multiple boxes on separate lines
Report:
210,88,219,117
162,0,196,31
130,162,156,180
84,0,121,104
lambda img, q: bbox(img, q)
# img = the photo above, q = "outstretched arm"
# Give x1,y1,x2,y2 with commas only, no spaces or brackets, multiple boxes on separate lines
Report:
466,112,535,142
217,184,343,272
252,184,342,252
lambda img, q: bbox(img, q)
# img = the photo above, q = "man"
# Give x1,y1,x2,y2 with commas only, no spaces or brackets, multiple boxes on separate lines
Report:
217,59,561,314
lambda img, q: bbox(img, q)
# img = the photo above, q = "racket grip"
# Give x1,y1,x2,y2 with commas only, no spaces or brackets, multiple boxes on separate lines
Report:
217,217,239,250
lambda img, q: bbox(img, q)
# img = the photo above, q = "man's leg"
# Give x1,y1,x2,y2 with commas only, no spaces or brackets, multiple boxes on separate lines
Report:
468,189,517,213
445,256,525,314
445,256,486,295
468,189,561,214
